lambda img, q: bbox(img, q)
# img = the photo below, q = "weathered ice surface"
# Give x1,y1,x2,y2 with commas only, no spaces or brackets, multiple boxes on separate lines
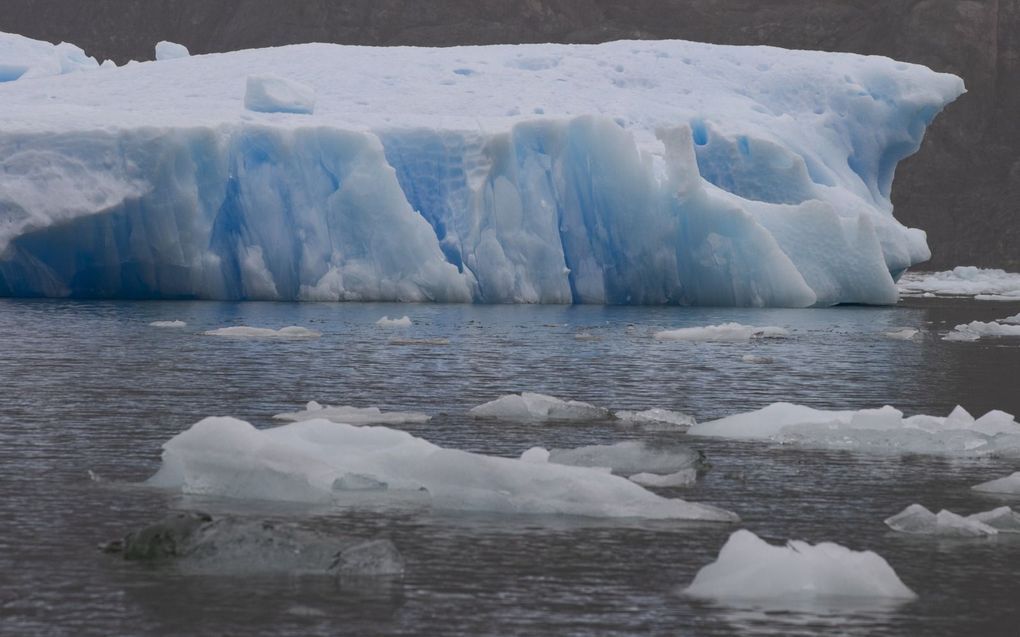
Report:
2,0,1016,270
104,512,406,577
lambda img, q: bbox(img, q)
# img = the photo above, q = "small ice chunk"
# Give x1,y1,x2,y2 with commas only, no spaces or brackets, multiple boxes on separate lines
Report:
470,392,609,421
654,323,788,342
204,326,321,339
547,441,703,476
614,408,696,430
376,316,412,328
972,472,1020,495
155,41,190,61
245,74,316,115
519,447,551,463
684,529,917,602
884,504,997,537
150,320,186,328
629,469,697,487
274,402,430,425
968,506,1020,533
884,328,919,340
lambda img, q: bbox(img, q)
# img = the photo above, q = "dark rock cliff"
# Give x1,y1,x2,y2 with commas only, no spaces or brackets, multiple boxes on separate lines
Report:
3,0,1017,269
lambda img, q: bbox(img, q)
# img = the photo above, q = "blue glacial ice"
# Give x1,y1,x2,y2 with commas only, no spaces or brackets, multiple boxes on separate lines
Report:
0,39,963,305
0,30,103,82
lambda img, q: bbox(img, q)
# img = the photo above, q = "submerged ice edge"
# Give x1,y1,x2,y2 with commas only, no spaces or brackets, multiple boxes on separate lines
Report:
0,38,963,306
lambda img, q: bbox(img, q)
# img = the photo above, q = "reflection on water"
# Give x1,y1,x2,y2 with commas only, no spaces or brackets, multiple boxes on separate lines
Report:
0,298,1018,635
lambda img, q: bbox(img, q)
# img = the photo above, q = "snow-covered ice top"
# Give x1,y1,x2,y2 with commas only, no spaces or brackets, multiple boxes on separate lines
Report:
244,74,315,115
0,31,101,82
689,403,1020,457
684,529,916,603
899,267,1020,301
0,38,962,305
148,416,738,521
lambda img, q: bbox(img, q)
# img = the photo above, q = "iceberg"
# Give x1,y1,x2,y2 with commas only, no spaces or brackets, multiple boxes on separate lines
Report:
273,401,430,425
0,38,961,304
688,402,1020,457
944,318,1020,342
148,416,738,521
684,529,916,603
0,31,100,82
972,472,1020,495
469,392,610,421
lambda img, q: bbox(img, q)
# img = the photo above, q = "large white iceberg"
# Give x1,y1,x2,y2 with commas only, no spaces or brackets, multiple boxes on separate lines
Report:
684,529,916,603
0,31,101,82
688,402,1020,457
0,38,961,305
148,417,738,521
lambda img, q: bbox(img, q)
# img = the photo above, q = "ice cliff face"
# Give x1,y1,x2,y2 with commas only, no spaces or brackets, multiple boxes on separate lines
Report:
0,39,963,305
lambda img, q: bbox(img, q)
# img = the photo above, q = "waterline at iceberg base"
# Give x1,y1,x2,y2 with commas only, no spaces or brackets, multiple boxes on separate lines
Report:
0,39,963,305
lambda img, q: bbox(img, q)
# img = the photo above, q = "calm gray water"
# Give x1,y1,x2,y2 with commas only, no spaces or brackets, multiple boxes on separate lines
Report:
1,297,1019,636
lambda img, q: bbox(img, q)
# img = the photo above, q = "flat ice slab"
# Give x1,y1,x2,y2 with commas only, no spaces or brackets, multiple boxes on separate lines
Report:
689,402,1020,457
148,416,738,521
203,326,321,339
654,323,788,342
684,529,916,603
274,401,430,425
0,38,962,305
899,267,1020,301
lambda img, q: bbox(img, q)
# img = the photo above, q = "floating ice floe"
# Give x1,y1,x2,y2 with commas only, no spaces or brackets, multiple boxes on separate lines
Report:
684,529,916,603
148,417,738,521
389,337,450,346
899,267,1020,300
614,408,696,430
273,401,430,425
884,504,1003,537
0,38,961,305
628,470,697,488
203,326,321,339
884,328,919,340
654,323,788,342
0,31,100,82
155,41,190,61
688,403,1020,457
944,318,1020,342
543,441,704,476
244,73,316,114
470,392,610,421
376,316,412,328
150,320,187,328
972,472,1020,495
